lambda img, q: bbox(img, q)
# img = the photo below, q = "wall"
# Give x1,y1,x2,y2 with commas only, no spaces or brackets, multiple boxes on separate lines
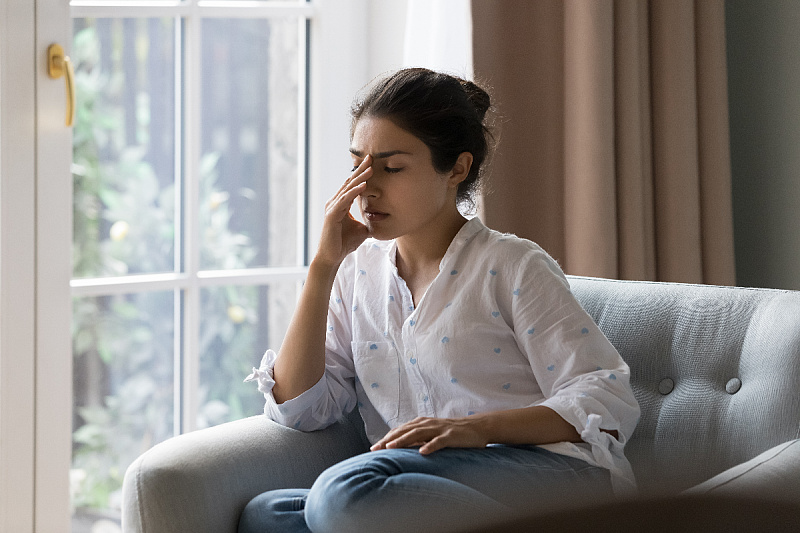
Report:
366,0,408,77
726,0,800,290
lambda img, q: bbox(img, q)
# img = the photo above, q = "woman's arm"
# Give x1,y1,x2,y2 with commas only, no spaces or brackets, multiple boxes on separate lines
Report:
271,156,373,403
271,260,340,403
370,406,587,455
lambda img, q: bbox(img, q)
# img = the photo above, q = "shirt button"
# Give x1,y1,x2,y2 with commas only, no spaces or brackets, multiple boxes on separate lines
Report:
418,393,427,402
406,350,414,358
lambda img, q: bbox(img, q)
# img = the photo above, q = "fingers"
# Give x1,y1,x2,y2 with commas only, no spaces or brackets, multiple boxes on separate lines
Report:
370,417,488,455
314,156,374,267
332,154,373,202
326,161,372,219
375,428,427,450
370,418,443,452
328,179,368,218
418,437,446,455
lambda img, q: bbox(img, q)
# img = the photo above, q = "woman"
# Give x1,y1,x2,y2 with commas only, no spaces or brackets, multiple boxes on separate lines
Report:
242,68,639,533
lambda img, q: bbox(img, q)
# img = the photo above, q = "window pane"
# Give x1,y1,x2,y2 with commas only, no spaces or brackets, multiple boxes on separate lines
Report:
72,18,176,279
198,282,297,427
200,18,301,270
72,291,175,528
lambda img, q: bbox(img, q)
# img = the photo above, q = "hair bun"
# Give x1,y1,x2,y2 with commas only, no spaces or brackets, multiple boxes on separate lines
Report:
460,79,491,122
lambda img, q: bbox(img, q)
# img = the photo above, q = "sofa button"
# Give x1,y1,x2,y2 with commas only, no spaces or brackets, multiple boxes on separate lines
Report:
726,378,742,394
658,378,674,395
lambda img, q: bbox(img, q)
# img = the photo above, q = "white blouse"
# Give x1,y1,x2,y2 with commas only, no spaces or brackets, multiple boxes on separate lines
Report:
247,217,640,493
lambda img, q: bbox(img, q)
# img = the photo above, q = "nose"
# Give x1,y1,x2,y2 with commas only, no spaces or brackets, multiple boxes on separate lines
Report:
361,174,380,198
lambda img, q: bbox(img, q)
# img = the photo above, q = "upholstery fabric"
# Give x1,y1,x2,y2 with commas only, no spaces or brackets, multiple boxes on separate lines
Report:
685,439,800,501
122,276,800,532
568,276,800,493
121,409,369,533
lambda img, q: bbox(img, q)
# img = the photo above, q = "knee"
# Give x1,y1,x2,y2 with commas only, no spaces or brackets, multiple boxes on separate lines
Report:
304,455,391,532
238,490,307,533
304,468,359,532
238,492,271,533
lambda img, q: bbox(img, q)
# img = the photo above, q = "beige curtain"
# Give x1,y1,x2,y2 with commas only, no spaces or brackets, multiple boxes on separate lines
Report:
472,0,736,285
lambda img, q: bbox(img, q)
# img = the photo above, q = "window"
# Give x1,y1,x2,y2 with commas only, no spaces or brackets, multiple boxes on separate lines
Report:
67,1,366,528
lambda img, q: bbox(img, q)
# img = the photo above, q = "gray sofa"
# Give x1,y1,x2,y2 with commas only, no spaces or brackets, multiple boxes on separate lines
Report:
122,276,800,532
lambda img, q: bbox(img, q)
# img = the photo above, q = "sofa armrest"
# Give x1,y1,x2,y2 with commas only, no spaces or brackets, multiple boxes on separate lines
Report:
122,410,369,533
684,439,800,502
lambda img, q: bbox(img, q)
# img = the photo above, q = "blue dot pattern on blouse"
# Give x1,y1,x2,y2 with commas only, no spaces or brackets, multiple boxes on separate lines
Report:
272,217,639,491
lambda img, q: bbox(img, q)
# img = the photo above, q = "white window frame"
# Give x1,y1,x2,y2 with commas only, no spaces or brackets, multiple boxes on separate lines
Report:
1,2,38,529
68,0,368,435
2,0,73,529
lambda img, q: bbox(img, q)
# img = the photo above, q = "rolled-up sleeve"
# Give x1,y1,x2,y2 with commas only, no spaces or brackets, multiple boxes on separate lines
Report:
512,251,640,491
244,264,359,432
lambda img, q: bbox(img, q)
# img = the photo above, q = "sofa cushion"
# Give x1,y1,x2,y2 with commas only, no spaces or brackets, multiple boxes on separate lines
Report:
684,439,800,502
567,276,800,494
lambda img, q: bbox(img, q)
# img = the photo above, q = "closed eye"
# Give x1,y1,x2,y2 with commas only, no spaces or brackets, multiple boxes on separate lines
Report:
384,167,402,174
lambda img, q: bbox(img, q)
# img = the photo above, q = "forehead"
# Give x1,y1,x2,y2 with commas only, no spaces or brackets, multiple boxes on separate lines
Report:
350,116,424,156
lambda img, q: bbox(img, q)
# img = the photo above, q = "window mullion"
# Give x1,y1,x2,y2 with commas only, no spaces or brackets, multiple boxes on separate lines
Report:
180,2,202,435
173,15,185,437
298,17,310,265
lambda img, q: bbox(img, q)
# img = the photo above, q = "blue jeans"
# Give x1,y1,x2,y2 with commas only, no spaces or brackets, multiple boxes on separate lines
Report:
238,445,612,533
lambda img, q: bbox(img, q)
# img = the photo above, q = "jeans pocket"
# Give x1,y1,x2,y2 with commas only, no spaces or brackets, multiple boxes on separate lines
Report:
352,341,401,423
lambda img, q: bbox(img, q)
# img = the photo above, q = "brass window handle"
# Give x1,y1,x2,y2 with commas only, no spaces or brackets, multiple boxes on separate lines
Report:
47,44,76,127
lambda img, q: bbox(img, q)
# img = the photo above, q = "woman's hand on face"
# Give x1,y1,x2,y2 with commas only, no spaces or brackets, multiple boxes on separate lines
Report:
370,416,489,455
315,156,373,268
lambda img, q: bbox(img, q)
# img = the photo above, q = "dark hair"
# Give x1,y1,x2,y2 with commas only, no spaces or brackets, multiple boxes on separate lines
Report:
350,68,494,210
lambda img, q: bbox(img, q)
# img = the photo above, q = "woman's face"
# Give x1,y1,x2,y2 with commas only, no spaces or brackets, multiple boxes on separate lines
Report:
349,116,462,242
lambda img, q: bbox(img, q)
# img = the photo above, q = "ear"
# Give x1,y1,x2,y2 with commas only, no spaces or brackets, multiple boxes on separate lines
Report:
448,152,473,188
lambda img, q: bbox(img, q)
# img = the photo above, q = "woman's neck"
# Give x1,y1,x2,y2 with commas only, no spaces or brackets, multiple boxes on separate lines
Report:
395,213,468,280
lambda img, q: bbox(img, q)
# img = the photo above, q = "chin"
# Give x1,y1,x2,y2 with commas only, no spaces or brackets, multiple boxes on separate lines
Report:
366,225,398,242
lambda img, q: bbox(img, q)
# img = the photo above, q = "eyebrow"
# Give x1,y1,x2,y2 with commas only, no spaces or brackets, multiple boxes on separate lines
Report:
349,148,411,159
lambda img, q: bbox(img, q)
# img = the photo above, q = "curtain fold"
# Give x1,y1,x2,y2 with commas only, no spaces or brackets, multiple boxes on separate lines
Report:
472,0,736,285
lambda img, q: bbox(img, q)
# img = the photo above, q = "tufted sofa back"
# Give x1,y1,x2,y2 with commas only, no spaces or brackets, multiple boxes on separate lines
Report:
567,276,800,495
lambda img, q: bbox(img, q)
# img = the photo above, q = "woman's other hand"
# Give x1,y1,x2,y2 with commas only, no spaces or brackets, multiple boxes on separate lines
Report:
370,416,489,455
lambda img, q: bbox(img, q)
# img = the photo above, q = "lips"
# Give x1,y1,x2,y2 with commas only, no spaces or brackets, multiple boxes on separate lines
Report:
364,210,389,222
362,201,389,222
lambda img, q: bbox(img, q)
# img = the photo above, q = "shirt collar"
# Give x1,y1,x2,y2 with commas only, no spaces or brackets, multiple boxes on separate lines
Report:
385,216,486,271
438,216,485,271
